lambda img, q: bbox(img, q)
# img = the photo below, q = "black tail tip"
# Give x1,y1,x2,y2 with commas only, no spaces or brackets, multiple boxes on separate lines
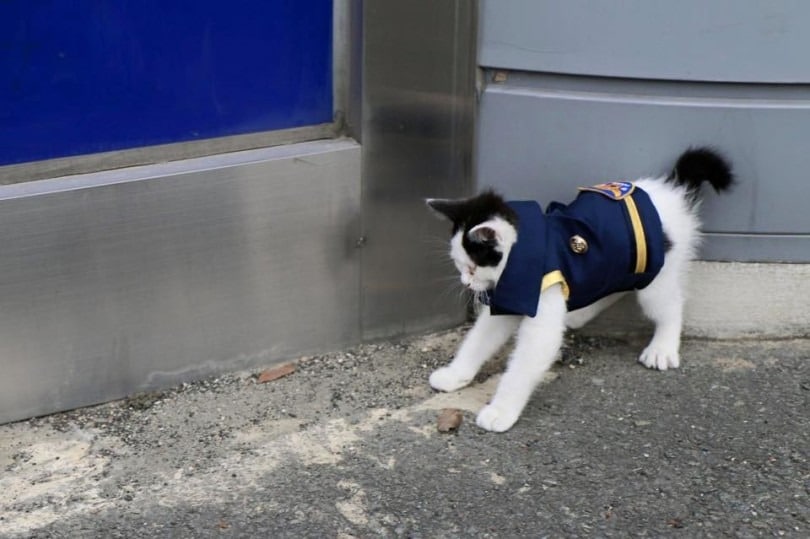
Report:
672,146,734,194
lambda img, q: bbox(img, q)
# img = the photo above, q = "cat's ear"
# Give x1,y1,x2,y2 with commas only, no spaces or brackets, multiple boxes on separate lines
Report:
426,198,464,223
468,219,516,248
468,223,499,245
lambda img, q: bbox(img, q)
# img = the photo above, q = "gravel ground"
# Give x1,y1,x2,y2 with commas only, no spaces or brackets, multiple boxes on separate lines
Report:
1,328,808,538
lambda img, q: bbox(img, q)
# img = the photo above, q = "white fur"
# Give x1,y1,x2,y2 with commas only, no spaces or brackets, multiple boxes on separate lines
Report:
432,176,701,432
449,216,516,292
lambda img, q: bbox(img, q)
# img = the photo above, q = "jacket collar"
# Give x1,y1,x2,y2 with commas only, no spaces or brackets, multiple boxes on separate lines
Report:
485,200,547,317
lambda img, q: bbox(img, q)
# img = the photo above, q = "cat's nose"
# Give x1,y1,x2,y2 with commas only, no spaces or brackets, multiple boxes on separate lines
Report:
460,274,471,286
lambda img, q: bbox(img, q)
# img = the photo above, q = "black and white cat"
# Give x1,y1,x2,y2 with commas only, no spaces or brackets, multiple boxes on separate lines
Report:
427,148,733,432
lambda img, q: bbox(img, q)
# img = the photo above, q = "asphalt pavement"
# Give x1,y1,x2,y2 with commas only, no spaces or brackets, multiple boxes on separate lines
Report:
1,328,808,538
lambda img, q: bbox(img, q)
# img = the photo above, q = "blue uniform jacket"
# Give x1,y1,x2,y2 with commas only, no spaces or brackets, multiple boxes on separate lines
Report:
485,182,665,316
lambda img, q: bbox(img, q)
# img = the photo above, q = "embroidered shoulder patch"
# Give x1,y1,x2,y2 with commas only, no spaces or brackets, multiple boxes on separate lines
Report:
579,181,635,200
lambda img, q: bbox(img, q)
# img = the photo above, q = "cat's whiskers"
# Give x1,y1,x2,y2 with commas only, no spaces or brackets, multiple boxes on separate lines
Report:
421,235,455,256
426,273,470,307
472,289,487,309
429,271,487,310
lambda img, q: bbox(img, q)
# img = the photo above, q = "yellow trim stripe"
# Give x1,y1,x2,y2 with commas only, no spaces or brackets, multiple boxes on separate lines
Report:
623,195,647,273
541,270,570,300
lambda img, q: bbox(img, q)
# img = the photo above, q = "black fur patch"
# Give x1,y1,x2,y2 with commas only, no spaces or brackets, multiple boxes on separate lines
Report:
462,234,504,268
429,190,518,268
663,231,673,253
452,190,516,231
670,147,734,204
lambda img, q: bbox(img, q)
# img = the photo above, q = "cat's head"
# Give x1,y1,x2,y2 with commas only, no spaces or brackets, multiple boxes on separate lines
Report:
427,190,518,292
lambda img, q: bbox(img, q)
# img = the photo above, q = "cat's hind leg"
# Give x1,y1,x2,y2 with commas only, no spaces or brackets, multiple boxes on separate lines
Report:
430,307,519,392
565,292,627,329
476,284,567,432
636,264,684,370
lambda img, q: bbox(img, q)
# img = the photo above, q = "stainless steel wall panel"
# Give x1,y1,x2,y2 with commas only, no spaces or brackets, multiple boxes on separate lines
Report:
360,1,477,337
480,0,810,83
0,140,361,424
477,75,810,262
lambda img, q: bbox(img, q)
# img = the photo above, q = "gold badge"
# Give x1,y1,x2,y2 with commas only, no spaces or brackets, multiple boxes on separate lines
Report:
569,235,588,254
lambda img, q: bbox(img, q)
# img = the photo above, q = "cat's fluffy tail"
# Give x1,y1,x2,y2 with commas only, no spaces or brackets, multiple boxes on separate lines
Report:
669,147,734,203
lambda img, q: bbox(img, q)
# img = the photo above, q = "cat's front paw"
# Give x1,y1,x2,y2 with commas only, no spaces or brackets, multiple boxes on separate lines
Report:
638,345,680,371
476,404,520,432
429,367,472,392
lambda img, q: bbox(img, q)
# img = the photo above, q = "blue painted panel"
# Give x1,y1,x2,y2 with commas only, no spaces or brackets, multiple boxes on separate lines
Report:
0,1,333,166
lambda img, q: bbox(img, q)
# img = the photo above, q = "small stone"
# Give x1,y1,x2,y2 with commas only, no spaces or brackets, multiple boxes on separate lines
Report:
437,408,463,433
257,363,296,384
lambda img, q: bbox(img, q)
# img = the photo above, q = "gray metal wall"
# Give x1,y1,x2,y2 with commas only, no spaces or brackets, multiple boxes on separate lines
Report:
0,1,477,424
478,0,810,262
0,142,362,423
361,1,476,337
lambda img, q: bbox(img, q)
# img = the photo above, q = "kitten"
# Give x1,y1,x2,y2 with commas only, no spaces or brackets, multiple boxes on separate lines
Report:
427,147,733,432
